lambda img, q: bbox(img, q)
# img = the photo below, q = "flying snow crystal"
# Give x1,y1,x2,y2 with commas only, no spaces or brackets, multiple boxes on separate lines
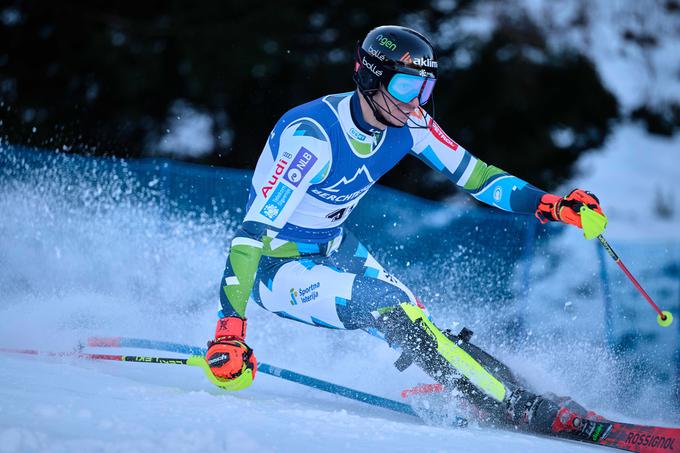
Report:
154,100,216,158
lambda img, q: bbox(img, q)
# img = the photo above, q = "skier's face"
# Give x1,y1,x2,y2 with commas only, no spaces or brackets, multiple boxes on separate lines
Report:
373,85,421,127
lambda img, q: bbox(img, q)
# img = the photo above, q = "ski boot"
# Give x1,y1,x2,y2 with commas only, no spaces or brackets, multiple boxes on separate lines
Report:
374,302,513,403
504,388,561,432
543,393,606,423
375,302,529,425
505,389,605,438
374,303,603,433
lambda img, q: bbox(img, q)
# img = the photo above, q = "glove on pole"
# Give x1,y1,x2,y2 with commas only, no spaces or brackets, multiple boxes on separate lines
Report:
205,317,258,390
536,189,607,238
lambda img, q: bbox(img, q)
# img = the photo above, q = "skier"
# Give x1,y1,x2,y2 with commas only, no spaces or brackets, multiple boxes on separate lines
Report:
204,25,607,434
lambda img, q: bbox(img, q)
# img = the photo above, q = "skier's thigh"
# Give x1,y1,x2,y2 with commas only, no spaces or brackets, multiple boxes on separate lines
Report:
258,260,355,329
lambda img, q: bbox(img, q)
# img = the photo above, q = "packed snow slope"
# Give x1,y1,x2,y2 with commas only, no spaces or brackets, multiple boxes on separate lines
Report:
1,355,604,453
0,139,677,452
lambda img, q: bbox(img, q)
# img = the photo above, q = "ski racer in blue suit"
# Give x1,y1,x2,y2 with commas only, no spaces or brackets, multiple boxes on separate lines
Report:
205,26,608,434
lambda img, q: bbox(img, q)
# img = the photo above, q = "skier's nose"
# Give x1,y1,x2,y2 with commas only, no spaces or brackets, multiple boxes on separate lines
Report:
406,96,420,109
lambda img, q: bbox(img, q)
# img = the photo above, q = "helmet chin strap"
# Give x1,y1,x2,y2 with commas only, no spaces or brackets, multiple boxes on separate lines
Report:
358,87,395,129
359,86,429,129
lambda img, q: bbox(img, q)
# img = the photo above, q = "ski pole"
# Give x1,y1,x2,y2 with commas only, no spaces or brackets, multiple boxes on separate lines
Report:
0,347,194,365
87,336,466,426
88,336,205,355
0,347,250,393
86,336,437,421
595,234,673,327
89,336,408,404
579,204,673,327
5,345,389,405
6,338,460,424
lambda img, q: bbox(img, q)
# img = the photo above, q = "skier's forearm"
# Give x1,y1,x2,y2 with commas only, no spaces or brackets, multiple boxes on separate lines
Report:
463,159,546,215
409,120,545,214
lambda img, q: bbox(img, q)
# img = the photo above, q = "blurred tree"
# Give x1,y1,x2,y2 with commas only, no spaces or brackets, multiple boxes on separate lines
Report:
0,0,618,198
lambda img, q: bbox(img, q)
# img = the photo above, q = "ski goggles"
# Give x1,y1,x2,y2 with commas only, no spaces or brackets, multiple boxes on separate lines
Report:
387,73,436,104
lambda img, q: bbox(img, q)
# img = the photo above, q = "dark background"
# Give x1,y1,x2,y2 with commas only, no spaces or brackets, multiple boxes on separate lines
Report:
0,0,632,199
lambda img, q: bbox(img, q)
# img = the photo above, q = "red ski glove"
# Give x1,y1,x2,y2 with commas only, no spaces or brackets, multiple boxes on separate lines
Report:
205,317,257,391
535,189,604,229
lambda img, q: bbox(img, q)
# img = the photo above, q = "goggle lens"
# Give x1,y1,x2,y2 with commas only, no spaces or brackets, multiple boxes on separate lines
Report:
387,73,436,104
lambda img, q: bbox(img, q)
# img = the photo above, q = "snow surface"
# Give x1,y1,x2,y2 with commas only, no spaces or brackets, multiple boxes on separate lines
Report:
0,354,606,453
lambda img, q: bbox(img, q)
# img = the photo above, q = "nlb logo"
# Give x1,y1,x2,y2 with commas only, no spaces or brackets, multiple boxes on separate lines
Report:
262,158,288,198
284,147,317,188
376,34,396,51
428,118,459,151
287,169,302,184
